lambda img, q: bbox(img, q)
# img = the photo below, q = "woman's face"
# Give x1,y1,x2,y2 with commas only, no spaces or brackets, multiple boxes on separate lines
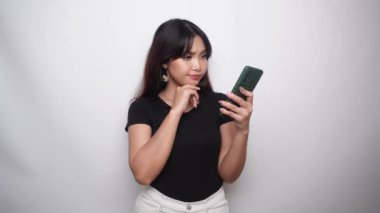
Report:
165,35,208,87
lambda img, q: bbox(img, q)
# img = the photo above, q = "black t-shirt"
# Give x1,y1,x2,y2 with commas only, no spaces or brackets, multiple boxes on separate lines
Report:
126,91,232,202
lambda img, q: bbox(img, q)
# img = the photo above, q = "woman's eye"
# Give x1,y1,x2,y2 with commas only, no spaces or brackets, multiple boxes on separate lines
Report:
201,54,207,59
183,55,192,60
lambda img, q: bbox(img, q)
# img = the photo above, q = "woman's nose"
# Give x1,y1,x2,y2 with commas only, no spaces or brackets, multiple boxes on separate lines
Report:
192,58,201,71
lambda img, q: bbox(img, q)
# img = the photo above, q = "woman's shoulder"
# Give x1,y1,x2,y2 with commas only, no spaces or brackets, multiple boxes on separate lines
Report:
130,96,158,105
126,96,158,131
128,96,159,111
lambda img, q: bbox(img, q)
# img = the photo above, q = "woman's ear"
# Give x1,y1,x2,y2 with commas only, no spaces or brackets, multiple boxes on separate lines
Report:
162,64,168,69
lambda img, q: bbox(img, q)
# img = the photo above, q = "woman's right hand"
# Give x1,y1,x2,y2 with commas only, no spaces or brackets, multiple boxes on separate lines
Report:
171,85,200,114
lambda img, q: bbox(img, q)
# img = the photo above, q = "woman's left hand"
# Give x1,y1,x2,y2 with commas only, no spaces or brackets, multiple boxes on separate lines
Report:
219,87,254,132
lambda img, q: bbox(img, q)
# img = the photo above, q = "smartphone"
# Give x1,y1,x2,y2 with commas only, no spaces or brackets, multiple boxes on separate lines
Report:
226,66,263,105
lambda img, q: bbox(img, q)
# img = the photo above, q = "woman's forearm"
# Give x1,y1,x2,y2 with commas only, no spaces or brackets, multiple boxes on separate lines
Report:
130,109,182,185
218,130,249,183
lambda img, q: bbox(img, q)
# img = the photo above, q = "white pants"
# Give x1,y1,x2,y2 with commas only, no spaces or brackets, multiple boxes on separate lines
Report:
135,186,229,213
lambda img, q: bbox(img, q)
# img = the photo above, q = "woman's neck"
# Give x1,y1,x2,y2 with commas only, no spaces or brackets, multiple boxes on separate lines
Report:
160,84,176,101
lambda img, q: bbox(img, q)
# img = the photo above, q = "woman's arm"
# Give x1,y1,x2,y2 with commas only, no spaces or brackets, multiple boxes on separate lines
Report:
218,88,254,183
128,109,182,185
128,85,200,185
218,123,248,183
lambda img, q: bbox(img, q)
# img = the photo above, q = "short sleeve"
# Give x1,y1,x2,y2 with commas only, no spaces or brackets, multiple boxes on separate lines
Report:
215,93,234,125
125,98,151,132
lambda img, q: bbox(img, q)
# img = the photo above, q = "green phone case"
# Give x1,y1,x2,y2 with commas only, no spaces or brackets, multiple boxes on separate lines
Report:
221,66,263,117
230,66,263,102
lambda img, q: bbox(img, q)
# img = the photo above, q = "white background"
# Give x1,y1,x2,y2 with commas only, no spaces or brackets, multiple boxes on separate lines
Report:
1,0,379,212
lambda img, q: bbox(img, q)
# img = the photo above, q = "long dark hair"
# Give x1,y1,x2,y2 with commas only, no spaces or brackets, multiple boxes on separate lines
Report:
134,18,213,99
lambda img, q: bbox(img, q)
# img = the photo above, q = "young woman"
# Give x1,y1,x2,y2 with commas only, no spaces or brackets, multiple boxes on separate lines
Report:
126,18,254,213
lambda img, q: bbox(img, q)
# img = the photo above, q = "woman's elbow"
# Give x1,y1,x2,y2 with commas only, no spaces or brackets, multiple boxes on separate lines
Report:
222,176,239,184
134,176,152,185
132,170,154,185
219,171,241,184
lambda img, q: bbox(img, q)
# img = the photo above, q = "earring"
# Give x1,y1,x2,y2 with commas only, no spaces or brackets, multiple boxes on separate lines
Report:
161,64,168,82
162,74,168,82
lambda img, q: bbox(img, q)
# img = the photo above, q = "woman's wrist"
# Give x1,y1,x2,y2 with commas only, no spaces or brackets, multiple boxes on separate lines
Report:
169,108,183,117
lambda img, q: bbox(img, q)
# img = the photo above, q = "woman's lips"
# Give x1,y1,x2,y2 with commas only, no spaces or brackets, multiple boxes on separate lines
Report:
189,75,202,81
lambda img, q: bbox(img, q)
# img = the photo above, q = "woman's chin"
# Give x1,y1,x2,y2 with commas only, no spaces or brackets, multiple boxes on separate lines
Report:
186,79,201,86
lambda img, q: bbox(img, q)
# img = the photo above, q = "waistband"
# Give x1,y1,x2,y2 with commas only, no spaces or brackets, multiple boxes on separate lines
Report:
142,186,227,212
